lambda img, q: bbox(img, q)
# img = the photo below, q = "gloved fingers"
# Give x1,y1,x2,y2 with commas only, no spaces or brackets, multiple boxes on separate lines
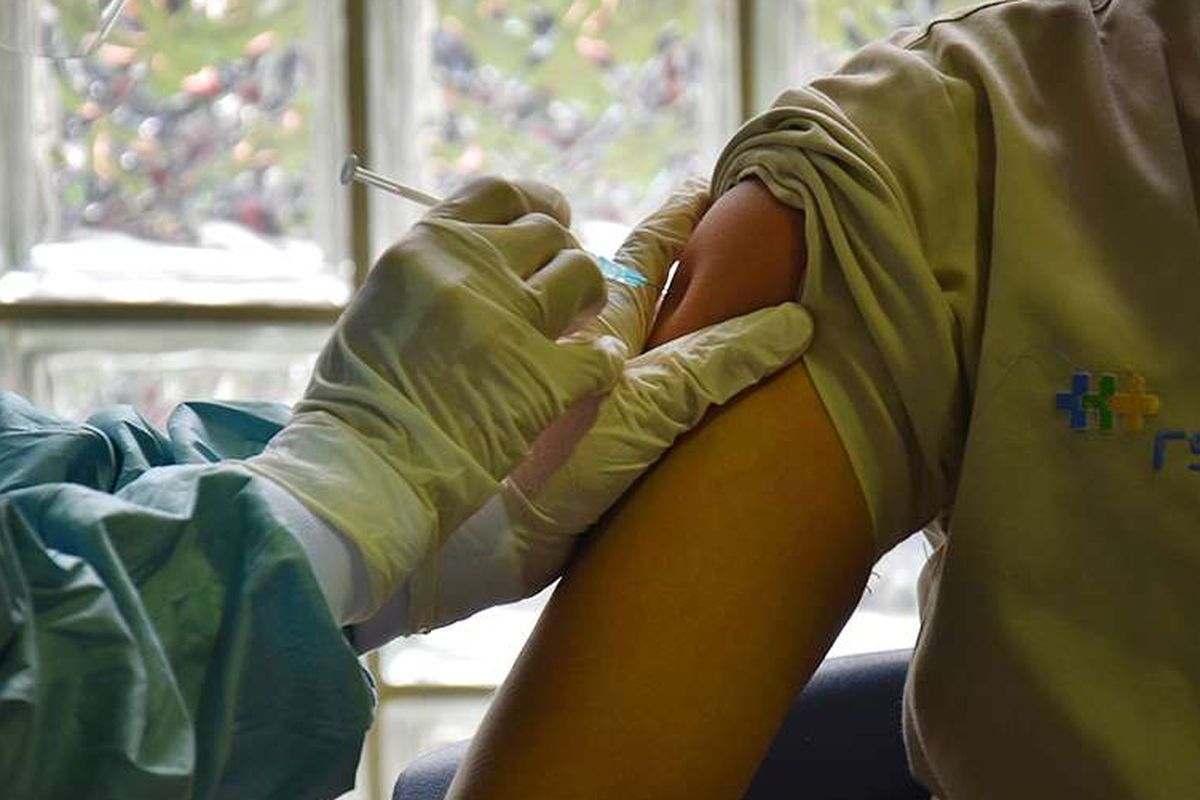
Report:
516,305,811,521
429,175,572,226
500,305,810,545
612,177,710,289
470,212,582,280
572,178,711,354
624,302,814,428
525,248,607,338
565,282,653,355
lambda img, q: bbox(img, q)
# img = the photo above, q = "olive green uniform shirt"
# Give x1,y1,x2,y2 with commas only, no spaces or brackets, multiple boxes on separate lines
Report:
712,0,1199,795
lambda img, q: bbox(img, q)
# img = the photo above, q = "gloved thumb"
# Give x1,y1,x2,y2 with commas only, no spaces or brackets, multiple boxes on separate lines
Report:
626,302,815,431
612,177,711,291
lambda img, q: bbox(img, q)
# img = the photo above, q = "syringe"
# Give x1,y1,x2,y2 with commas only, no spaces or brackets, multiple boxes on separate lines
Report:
338,153,650,289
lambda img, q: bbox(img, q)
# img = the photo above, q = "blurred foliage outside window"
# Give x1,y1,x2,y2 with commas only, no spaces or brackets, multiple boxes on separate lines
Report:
2,0,349,305
50,1,312,243
425,0,705,228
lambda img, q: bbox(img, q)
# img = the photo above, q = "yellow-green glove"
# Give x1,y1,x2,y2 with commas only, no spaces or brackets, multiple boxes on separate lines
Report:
245,177,626,618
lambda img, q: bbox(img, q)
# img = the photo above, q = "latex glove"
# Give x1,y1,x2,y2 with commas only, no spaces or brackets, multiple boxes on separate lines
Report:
245,176,626,619
352,182,814,640
588,176,712,350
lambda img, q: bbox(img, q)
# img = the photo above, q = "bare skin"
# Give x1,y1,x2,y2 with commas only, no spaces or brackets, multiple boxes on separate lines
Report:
648,180,808,348
445,180,876,799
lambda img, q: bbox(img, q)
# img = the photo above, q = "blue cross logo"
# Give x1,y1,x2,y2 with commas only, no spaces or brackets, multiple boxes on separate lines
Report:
1055,370,1160,432
1055,372,1095,431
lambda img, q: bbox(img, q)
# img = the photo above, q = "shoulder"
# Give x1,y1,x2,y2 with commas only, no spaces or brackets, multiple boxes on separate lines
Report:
896,0,1096,51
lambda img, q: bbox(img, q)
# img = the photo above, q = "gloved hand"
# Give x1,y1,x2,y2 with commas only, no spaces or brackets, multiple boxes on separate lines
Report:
245,176,627,620
353,181,814,642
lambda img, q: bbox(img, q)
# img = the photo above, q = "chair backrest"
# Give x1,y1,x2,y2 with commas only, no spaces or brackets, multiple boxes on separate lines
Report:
394,648,928,800
745,648,928,799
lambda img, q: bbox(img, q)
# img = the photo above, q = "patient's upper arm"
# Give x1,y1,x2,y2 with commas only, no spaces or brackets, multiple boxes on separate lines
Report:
444,181,876,799
647,178,808,348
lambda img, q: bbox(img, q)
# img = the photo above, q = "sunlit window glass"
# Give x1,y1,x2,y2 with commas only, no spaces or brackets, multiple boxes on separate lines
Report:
1,0,350,305
427,1,704,228
758,0,976,104
368,0,738,261
10,322,326,427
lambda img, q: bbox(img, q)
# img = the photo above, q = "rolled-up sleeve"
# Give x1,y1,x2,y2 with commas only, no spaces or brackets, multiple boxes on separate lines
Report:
712,37,985,553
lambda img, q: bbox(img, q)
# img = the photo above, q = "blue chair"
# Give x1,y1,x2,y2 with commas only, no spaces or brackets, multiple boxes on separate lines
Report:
393,648,929,799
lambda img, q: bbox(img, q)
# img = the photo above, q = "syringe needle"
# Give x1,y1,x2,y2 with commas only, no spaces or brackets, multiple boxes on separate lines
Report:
339,154,442,207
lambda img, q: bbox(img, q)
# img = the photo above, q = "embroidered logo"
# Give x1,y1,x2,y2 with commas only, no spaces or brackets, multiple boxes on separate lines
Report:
1054,370,1195,471
1054,371,1160,432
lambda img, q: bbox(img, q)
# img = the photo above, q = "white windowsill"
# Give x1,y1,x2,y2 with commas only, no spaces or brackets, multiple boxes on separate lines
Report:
2,228,353,306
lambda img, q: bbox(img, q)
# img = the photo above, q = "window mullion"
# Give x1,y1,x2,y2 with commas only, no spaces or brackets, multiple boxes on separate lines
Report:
364,0,435,268
699,0,748,166
751,0,820,113
0,12,34,274
739,0,756,121
344,0,373,290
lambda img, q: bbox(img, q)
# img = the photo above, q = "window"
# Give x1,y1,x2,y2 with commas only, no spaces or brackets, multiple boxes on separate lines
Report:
1,3,969,799
0,0,350,305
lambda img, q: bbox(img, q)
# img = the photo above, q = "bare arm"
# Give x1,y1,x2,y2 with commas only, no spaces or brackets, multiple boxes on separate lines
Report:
647,179,807,347
446,181,875,799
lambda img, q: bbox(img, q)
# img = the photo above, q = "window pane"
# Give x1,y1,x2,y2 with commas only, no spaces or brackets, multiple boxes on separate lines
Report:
428,1,704,224
1,0,351,305
8,321,327,426
367,0,740,259
381,585,556,688
755,0,978,108
828,531,928,658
